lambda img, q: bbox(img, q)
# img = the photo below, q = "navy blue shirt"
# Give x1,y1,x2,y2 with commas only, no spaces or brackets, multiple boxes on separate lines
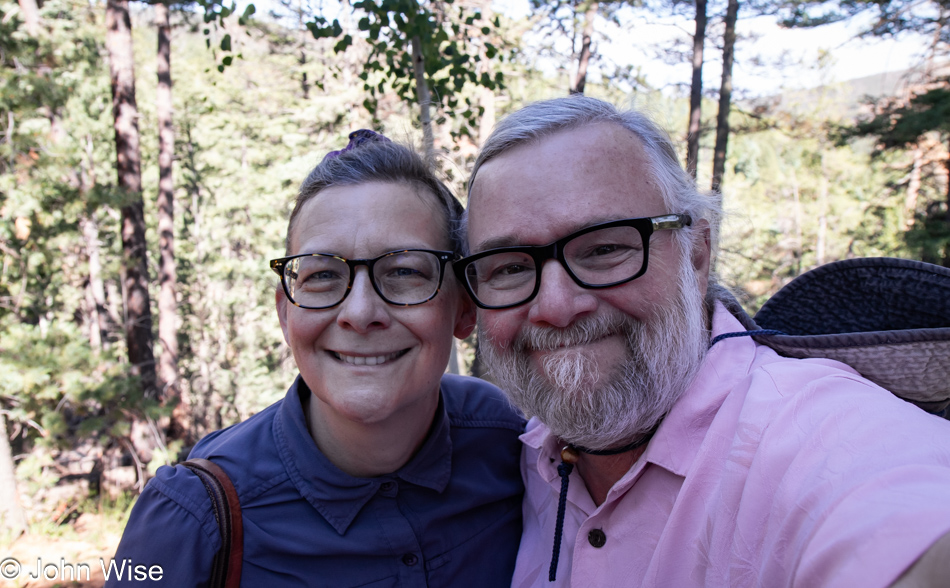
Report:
108,374,525,587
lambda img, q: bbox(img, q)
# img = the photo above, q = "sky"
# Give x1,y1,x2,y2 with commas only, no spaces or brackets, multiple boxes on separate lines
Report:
498,0,933,98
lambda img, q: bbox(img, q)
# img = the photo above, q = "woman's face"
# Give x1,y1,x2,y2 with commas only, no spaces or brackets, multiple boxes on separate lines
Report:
277,181,474,429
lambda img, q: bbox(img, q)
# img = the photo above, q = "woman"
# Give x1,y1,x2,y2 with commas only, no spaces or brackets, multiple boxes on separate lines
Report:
108,132,525,587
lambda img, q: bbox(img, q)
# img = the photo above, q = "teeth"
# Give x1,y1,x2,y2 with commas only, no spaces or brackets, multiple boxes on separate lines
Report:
334,350,402,366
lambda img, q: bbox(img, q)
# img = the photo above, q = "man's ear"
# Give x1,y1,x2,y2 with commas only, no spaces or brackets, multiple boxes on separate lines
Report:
454,292,477,340
276,287,292,346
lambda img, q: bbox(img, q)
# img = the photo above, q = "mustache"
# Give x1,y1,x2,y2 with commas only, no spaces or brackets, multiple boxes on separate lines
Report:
512,309,636,352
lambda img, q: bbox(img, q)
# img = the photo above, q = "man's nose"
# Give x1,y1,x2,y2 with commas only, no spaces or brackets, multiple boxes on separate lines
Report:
336,268,391,332
526,259,597,328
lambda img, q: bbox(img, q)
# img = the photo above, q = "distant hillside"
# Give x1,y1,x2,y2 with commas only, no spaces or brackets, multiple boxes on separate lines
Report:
749,64,945,119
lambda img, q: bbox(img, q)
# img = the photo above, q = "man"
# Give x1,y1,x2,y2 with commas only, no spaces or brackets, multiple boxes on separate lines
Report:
456,95,950,587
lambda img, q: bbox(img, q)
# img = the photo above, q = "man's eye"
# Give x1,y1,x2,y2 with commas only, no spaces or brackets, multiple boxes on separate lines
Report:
498,264,528,276
593,244,621,255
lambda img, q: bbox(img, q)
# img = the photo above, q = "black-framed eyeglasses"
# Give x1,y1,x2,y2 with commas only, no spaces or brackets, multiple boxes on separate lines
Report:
271,249,456,309
454,214,692,309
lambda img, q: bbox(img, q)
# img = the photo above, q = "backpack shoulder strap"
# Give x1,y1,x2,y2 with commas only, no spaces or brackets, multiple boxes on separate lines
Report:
182,458,243,588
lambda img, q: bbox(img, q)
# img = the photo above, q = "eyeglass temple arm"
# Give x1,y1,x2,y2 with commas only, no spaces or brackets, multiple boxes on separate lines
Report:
652,214,692,231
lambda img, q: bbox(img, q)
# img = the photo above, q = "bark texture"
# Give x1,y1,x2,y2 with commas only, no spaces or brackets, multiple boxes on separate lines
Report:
686,0,707,179
156,1,178,400
411,35,435,166
106,0,158,399
570,1,598,95
711,0,739,191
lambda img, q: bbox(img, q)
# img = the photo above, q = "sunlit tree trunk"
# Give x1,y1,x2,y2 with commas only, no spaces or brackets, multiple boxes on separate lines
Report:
411,35,435,166
476,1,495,147
0,415,28,539
686,0,706,179
571,0,597,95
17,0,40,36
712,0,739,192
156,1,178,401
106,0,158,400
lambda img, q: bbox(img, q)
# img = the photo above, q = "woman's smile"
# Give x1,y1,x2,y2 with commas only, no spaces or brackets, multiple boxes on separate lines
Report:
329,348,410,366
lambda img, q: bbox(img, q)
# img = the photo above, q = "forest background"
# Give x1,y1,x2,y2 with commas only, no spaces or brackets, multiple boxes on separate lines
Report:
1,0,949,569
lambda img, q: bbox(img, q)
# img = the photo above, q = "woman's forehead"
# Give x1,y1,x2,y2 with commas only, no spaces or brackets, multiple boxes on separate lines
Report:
289,181,450,255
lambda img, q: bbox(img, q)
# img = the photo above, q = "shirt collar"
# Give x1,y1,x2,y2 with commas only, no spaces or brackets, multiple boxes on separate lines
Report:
521,301,758,487
274,376,453,535
642,301,757,478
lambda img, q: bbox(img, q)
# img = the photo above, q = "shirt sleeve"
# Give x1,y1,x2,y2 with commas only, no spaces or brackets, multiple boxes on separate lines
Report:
105,464,221,588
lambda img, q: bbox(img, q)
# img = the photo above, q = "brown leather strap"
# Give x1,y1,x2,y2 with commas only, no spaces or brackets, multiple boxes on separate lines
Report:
182,458,243,588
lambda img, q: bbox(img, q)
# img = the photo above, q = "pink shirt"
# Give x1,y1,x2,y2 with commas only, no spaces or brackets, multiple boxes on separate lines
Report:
514,302,950,588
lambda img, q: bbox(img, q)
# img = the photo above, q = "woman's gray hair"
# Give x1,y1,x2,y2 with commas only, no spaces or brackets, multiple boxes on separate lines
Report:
287,140,465,255
465,96,723,271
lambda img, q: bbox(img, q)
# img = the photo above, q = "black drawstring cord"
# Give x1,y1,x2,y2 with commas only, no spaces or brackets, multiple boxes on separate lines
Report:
708,329,786,348
547,422,661,582
547,330,787,582
549,459,575,581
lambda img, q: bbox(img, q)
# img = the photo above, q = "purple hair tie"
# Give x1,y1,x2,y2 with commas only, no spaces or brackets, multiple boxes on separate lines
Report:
322,129,391,162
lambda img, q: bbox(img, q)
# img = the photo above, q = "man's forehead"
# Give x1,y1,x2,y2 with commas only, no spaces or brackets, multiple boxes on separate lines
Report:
467,123,663,252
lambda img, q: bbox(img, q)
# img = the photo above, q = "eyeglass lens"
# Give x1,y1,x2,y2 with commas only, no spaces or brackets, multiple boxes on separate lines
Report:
284,251,443,307
465,224,645,308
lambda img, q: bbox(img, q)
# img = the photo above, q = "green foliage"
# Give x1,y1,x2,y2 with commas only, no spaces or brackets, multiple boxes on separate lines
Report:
777,0,948,40
306,0,511,138
843,86,950,150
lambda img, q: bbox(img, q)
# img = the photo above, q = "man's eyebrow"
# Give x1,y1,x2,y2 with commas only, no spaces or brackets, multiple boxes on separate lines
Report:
472,235,521,253
472,215,636,253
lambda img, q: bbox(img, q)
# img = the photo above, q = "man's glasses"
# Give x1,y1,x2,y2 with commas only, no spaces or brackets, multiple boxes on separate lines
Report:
271,249,455,309
454,214,692,309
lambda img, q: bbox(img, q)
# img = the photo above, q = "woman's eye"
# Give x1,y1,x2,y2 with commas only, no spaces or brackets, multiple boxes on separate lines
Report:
392,267,421,277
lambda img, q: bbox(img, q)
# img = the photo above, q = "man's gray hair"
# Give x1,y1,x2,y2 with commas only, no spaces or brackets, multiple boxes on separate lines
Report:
465,96,723,268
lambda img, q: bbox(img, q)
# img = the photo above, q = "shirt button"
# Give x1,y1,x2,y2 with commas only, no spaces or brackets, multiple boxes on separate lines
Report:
401,553,418,566
588,529,607,548
380,481,396,493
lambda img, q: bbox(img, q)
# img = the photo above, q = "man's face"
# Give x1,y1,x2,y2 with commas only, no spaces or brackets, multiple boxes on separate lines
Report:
467,123,711,449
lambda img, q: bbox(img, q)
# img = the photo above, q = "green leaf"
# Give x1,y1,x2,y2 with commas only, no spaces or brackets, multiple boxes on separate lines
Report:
220,34,231,52
334,35,353,53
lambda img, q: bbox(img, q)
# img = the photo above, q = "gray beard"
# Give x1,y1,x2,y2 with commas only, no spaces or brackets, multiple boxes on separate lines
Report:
479,265,710,451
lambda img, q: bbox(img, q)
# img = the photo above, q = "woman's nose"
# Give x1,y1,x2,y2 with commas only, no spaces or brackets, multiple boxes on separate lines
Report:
336,268,391,332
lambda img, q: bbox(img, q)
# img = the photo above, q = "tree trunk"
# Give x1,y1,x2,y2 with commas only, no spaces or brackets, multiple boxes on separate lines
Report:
17,0,40,36
817,153,828,267
106,0,158,400
570,0,598,95
476,2,495,147
411,35,435,166
686,0,707,179
945,135,950,267
156,1,178,401
80,215,110,350
79,135,112,349
0,415,28,539
906,145,922,229
711,0,739,192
